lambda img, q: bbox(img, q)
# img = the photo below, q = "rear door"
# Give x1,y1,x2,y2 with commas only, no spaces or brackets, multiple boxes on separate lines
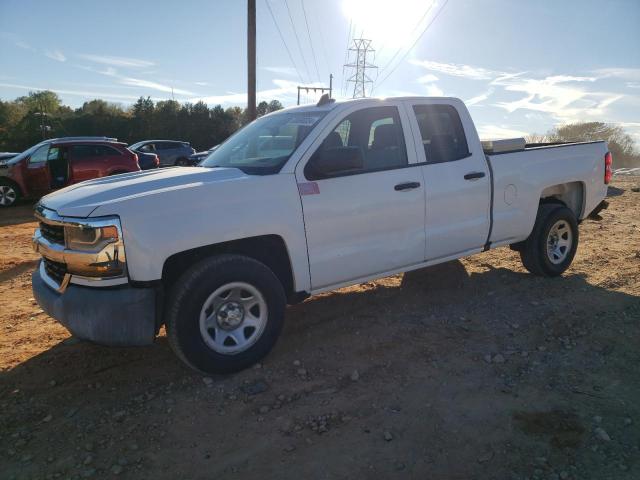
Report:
156,142,176,165
69,144,101,182
95,144,127,173
295,103,426,290
405,101,491,260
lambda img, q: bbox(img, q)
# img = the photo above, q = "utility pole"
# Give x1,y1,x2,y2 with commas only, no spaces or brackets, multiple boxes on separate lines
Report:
247,0,257,121
344,39,377,98
296,74,333,105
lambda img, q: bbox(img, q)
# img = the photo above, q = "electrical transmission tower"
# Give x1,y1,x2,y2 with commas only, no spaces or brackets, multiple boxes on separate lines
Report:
344,39,377,98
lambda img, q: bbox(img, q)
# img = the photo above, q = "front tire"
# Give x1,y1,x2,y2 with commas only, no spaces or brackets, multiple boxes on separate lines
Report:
519,204,579,277
165,254,286,374
0,179,21,207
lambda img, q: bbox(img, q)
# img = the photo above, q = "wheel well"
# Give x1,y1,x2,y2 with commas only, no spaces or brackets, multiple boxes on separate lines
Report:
539,182,584,218
162,235,295,296
0,177,22,195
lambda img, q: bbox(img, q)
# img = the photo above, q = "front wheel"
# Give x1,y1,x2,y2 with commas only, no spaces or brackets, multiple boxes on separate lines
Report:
0,180,20,207
165,254,286,374
519,204,579,277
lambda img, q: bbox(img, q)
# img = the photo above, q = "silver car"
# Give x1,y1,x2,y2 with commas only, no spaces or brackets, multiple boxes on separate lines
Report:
129,140,195,167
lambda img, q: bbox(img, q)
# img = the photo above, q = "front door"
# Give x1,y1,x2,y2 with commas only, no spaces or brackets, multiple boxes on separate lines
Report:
406,101,491,260
296,104,426,290
24,144,51,194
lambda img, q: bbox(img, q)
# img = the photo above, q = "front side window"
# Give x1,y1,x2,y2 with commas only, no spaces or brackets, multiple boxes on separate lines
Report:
305,106,407,179
201,111,327,175
413,104,469,163
47,147,60,161
29,145,50,164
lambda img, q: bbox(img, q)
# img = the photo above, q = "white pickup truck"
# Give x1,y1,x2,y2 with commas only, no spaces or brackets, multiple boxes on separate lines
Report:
31,96,611,373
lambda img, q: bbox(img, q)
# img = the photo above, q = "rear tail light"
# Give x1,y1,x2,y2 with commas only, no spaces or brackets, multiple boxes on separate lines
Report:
604,151,613,184
154,155,160,166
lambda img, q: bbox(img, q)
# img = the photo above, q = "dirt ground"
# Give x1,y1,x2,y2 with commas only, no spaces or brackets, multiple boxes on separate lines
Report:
1,178,639,480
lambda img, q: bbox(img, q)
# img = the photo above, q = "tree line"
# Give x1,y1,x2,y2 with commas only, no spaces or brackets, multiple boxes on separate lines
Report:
1,91,638,168
528,123,640,168
0,91,283,152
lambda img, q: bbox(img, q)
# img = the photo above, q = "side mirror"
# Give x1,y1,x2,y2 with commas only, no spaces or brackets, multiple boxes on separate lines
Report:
309,146,363,178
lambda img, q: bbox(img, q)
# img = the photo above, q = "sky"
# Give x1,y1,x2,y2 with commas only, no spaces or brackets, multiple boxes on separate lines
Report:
1,0,639,141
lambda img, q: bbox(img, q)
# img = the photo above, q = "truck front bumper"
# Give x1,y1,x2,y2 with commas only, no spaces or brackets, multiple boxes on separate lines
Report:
32,264,157,346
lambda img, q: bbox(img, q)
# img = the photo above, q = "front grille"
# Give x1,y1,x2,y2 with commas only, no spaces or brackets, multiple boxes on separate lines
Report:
43,258,67,285
40,222,65,245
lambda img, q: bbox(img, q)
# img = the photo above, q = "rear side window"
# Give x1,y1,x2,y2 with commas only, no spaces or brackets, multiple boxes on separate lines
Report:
157,142,176,150
95,145,121,156
71,145,97,160
412,104,469,163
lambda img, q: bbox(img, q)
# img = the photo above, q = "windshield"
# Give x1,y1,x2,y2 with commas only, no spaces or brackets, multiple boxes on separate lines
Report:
200,111,327,174
5,142,47,165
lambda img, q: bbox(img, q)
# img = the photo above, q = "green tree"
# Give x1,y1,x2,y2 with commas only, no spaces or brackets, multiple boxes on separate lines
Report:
547,122,640,168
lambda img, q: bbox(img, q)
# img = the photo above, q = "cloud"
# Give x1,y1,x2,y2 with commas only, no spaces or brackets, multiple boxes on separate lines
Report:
119,77,194,96
410,59,498,80
262,66,299,77
476,124,529,139
0,82,141,102
492,74,623,122
0,32,36,51
416,73,443,96
45,49,66,62
78,64,194,96
465,88,494,107
190,79,325,105
77,54,155,68
594,68,640,81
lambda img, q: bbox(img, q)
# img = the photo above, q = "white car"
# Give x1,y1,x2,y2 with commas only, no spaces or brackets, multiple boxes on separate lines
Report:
31,95,610,373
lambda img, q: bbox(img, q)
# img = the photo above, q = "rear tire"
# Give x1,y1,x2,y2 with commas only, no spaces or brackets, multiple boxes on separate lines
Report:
0,179,21,207
165,254,286,374
519,204,579,277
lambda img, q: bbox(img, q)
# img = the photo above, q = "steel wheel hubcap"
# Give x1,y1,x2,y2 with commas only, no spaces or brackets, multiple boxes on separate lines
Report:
0,185,16,206
546,220,572,264
199,282,268,354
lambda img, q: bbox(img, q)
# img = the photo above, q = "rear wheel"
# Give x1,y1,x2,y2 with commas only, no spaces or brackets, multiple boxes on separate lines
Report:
165,254,286,374
519,204,579,277
0,180,20,207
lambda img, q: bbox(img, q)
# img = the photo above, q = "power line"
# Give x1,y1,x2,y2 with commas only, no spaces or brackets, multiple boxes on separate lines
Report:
311,1,331,79
284,0,311,84
300,0,321,83
376,1,437,78
341,19,353,96
265,0,305,84
374,0,449,91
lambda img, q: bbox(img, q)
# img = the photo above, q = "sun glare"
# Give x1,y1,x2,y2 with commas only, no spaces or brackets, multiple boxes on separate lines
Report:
341,0,436,51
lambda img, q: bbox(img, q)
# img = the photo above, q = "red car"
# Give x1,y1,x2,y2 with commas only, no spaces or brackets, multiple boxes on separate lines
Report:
0,137,142,207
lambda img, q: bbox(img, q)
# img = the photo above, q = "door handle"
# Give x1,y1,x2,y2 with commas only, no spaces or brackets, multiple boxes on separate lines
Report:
464,172,486,180
394,182,421,191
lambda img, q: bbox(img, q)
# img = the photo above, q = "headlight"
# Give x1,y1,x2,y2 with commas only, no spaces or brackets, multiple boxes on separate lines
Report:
65,225,119,251
63,223,125,278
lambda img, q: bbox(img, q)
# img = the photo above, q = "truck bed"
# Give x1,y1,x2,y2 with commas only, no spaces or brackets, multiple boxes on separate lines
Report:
484,140,608,247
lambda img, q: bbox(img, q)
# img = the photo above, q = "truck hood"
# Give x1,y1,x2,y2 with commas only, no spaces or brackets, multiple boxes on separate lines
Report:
40,167,246,217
